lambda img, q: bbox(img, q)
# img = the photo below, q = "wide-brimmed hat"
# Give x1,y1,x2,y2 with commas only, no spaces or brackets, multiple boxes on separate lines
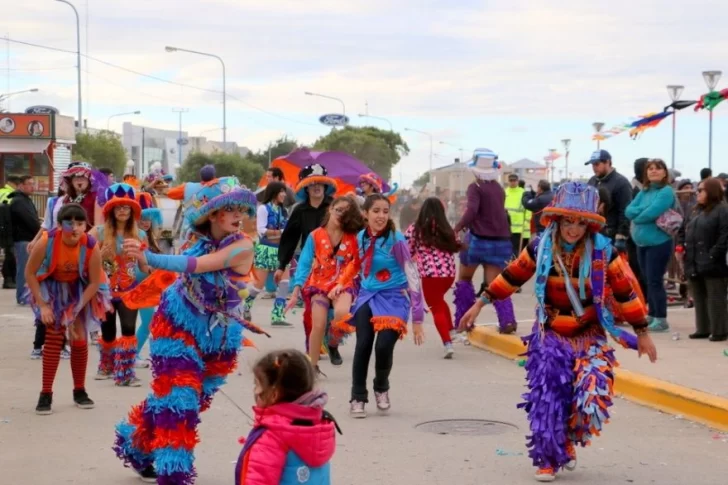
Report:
185,176,257,227
468,149,502,181
103,183,142,220
359,172,383,193
143,162,172,190
62,161,92,179
294,163,337,202
540,181,605,231
136,192,162,227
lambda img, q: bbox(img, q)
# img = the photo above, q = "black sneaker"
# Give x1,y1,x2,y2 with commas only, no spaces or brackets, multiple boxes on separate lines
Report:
35,392,53,415
328,346,343,367
137,465,158,483
73,389,95,409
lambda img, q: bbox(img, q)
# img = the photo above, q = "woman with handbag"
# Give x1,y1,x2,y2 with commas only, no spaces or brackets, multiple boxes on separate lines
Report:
677,178,728,342
626,159,679,333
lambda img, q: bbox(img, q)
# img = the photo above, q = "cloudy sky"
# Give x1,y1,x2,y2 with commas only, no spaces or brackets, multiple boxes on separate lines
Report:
4,0,728,185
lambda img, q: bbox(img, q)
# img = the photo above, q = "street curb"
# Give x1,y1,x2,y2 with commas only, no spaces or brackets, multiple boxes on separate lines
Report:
468,326,728,432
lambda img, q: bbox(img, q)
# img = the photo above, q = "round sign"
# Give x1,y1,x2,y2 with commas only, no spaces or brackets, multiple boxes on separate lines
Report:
25,105,59,115
319,113,349,127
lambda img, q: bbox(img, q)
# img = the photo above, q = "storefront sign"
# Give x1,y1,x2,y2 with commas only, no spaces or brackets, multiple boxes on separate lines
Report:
25,105,59,115
0,113,54,139
319,113,349,127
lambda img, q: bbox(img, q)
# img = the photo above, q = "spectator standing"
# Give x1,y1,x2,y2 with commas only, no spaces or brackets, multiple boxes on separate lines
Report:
8,176,41,305
700,168,712,181
504,174,530,255
398,197,421,231
521,180,554,235
677,178,728,342
0,175,20,289
586,150,633,250
626,159,676,332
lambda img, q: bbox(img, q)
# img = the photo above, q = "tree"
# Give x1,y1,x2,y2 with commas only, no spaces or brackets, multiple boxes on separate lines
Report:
245,135,299,168
313,126,409,180
74,130,127,176
413,172,430,187
177,151,265,189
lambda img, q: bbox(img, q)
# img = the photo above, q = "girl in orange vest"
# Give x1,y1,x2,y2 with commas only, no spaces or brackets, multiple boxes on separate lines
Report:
24,203,112,415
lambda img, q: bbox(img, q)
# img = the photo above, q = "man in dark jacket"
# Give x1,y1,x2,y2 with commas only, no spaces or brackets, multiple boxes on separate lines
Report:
522,180,554,235
586,150,632,250
9,176,40,305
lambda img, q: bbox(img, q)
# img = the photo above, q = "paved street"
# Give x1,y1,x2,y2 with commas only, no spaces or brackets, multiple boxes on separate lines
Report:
1,292,726,485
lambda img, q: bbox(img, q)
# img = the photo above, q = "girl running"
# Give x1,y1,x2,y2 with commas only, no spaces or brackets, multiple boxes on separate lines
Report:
288,195,364,373
404,197,462,359
349,194,425,418
236,349,339,485
24,203,112,415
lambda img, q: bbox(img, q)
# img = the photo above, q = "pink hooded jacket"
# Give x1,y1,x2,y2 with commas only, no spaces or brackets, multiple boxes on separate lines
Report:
236,399,337,485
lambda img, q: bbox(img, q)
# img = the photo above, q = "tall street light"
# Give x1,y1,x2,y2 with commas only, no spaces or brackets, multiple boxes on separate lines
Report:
592,122,605,149
561,138,571,180
358,113,392,131
166,46,227,149
173,108,190,169
666,85,684,170
0,88,39,111
304,91,346,116
405,128,433,173
106,110,141,131
439,141,465,163
56,0,82,133
702,70,722,170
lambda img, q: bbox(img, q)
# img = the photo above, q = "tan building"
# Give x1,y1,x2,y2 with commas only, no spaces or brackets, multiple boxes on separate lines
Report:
428,158,549,196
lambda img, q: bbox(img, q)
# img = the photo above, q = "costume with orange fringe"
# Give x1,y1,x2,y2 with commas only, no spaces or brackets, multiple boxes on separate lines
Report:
480,182,649,481
113,177,269,485
291,227,360,349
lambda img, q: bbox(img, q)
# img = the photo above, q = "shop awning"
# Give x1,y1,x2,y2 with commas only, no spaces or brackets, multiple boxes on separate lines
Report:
0,138,51,154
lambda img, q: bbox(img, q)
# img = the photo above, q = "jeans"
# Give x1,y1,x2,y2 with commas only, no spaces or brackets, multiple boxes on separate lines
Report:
636,239,673,319
14,241,29,304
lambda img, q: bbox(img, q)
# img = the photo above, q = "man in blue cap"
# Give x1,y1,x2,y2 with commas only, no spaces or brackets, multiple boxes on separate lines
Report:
586,150,633,251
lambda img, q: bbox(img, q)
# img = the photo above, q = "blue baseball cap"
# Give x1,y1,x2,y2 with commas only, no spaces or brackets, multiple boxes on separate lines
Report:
585,149,612,165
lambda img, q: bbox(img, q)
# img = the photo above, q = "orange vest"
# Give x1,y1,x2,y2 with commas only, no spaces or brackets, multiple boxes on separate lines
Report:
36,230,98,283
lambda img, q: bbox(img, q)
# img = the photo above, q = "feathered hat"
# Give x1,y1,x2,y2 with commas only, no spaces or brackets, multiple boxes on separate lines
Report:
185,176,257,227
468,148,502,181
359,172,384,193
62,161,111,205
136,192,162,227
103,183,142,220
294,163,337,202
540,181,605,231
62,161,93,179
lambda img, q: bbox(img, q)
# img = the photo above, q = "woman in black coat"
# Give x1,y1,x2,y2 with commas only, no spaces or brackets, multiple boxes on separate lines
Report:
677,177,728,341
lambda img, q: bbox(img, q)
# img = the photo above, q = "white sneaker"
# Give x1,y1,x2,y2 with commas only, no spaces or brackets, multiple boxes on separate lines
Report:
374,391,391,411
30,349,43,360
60,347,71,360
94,370,113,380
260,291,275,300
135,358,150,369
444,343,454,359
349,400,367,418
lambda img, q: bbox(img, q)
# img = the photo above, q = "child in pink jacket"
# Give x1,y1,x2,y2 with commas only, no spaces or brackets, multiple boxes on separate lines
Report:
236,349,340,485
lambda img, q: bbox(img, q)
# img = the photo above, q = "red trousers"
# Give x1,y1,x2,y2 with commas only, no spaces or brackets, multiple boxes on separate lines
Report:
422,276,455,345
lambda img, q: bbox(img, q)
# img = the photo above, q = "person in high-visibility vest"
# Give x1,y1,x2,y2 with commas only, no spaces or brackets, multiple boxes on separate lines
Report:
504,175,531,256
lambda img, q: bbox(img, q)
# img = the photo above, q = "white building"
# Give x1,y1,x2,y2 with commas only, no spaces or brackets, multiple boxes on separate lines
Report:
122,122,190,179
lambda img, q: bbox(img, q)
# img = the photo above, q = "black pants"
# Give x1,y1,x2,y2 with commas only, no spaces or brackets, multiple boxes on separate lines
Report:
689,277,728,337
101,300,138,342
626,238,647,297
2,245,15,284
33,321,67,350
350,302,399,403
510,233,529,257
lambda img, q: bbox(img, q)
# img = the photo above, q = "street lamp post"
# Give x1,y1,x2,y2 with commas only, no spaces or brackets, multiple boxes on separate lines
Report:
106,110,141,131
439,141,465,163
304,91,346,117
561,138,571,180
166,46,227,149
56,0,82,133
0,88,39,111
702,71,722,170
173,108,189,169
358,113,392,131
592,122,605,149
405,128,434,173
666,85,684,170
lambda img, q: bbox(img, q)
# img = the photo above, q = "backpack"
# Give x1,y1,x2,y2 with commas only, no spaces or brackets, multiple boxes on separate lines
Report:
0,202,13,247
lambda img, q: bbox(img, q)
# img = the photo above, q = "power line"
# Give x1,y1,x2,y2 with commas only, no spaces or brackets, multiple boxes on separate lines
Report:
226,93,319,127
6,66,75,72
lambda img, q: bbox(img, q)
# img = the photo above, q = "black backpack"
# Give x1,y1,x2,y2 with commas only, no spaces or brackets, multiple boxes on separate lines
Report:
0,201,12,247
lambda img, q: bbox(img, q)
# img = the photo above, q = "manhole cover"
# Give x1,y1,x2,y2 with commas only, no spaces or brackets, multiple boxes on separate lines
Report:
415,419,517,436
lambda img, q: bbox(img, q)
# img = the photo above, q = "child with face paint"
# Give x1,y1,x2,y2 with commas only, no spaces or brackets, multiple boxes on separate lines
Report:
349,194,425,418
24,203,112,415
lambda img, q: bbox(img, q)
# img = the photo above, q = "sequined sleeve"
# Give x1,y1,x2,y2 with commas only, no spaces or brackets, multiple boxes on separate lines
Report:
484,242,537,301
605,250,649,329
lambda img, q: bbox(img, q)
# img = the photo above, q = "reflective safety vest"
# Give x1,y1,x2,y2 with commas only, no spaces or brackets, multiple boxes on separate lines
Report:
504,187,531,238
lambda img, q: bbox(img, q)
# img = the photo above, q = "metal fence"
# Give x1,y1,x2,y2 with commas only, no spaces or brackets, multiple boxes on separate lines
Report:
30,192,50,219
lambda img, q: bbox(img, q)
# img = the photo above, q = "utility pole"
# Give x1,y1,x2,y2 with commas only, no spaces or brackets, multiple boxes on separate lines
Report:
173,108,189,169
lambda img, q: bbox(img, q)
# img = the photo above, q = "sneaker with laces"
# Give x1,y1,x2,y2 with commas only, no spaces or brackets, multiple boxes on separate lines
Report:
134,358,150,369
136,465,158,483
30,349,43,360
647,317,670,333
349,400,367,418
328,346,343,366
534,467,556,482
116,377,143,388
35,392,53,415
94,370,113,380
60,347,71,360
444,343,454,359
565,442,577,471
374,391,391,411
73,389,95,409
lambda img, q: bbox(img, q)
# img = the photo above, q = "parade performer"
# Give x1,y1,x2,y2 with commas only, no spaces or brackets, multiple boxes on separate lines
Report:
90,183,147,387
24,203,112,415
113,176,269,484
167,164,218,245
349,194,425,418
459,182,658,482
404,197,462,358
236,349,339,485
287,195,364,372
275,164,337,352
453,150,518,334
355,172,398,205
243,181,291,326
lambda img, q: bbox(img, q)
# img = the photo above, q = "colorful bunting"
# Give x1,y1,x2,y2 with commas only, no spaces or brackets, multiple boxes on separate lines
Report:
694,88,728,112
628,112,673,139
